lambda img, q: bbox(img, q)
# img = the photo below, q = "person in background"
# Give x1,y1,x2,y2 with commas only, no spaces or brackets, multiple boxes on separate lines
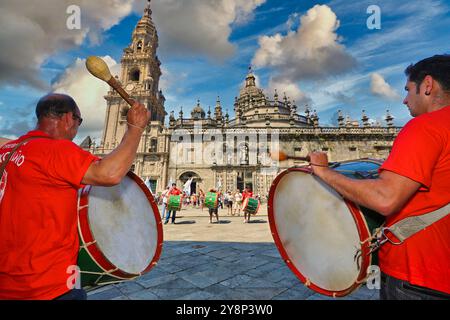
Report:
226,191,234,216
233,189,243,216
164,183,182,224
208,188,220,224
242,185,253,223
199,189,205,211
159,186,170,219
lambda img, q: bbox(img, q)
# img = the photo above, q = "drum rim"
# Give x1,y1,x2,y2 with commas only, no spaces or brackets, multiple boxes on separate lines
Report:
268,167,372,298
78,171,164,280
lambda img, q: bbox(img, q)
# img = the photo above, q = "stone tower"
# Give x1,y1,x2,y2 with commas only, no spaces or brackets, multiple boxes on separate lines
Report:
98,0,169,190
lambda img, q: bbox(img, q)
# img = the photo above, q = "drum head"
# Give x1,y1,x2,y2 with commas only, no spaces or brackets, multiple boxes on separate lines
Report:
86,174,160,275
269,169,370,296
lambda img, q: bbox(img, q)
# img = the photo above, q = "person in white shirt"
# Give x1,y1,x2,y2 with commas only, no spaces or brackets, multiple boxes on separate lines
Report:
233,190,243,216
226,191,234,215
160,186,170,219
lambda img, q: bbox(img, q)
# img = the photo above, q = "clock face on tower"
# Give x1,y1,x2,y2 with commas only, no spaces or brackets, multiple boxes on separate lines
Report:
125,83,135,92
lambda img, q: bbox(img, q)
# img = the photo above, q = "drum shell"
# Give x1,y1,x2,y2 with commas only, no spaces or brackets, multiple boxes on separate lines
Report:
167,195,182,211
268,159,384,297
243,198,260,215
205,192,219,209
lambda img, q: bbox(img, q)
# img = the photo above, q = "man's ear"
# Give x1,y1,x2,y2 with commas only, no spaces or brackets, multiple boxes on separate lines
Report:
423,75,434,95
61,112,73,129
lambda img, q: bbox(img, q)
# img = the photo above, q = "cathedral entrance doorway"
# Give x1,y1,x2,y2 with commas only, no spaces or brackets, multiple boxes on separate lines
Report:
179,171,201,195
237,170,253,192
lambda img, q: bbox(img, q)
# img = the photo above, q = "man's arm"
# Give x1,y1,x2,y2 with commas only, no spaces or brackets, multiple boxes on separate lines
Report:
309,152,421,216
82,101,150,186
0,138,11,148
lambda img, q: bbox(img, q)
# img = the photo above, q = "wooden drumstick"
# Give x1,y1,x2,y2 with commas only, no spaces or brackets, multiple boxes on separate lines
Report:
86,56,135,107
270,151,310,162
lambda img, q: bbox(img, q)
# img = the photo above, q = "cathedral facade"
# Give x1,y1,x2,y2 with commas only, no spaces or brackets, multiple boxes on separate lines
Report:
89,3,401,197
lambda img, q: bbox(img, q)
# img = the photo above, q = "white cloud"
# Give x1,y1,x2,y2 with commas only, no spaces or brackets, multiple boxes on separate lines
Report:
252,5,356,81
370,73,401,101
135,0,266,60
159,66,188,94
52,56,121,140
0,0,266,89
0,0,133,89
267,78,311,106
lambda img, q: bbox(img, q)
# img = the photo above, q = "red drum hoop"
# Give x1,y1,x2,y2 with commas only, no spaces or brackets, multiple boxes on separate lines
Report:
268,166,375,297
78,171,163,285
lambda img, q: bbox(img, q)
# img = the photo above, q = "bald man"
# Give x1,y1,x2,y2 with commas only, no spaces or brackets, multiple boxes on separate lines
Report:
0,93,150,300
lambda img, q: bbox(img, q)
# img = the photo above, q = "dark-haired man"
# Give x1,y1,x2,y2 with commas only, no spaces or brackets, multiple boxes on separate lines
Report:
0,93,150,300
309,55,450,299
164,183,182,224
242,185,253,223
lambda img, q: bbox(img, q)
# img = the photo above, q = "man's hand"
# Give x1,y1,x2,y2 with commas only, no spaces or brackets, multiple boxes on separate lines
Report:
306,152,421,216
127,100,151,131
308,151,330,176
82,101,150,186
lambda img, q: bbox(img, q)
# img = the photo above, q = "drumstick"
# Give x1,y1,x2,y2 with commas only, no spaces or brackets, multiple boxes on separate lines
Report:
85,56,135,107
270,151,310,162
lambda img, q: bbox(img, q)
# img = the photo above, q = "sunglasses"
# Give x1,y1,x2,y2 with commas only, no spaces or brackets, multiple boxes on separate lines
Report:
72,114,83,125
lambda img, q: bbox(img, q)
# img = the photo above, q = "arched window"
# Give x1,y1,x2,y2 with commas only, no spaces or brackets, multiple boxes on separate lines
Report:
150,139,157,153
121,106,129,119
130,69,140,82
137,41,143,51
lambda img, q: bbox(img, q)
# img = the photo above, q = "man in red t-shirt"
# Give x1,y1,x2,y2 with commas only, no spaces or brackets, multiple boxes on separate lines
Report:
164,183,182,224
242,185,254,223
0,93,150,300
309,55,450,299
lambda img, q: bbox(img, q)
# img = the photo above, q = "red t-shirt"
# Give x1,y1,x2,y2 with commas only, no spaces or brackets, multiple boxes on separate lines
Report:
379,106,450,294
169,187,181,196
242,190,253,201
0,130,97,300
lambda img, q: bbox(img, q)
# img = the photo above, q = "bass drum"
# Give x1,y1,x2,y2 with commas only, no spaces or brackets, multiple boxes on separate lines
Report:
268,159,384,297
77,171,163,287
242,197,260,215
205,192,219,209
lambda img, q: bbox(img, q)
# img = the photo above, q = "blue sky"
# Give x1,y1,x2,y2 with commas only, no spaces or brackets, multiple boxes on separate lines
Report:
0,0,449,143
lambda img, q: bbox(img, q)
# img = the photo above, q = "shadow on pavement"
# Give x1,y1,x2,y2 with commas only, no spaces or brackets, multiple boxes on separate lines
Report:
215,220,231,224
248,219,267,224
174,220,196,225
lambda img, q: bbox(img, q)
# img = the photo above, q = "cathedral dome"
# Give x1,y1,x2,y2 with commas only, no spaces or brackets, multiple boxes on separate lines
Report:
239,67,265,100
191,100,206,119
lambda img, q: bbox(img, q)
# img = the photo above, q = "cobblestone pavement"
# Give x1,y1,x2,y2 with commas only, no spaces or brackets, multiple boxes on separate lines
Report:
87,204,380,300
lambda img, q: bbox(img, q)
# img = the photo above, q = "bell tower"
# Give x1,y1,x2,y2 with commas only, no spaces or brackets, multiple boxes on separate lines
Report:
99,0,168,186
101,0,166,149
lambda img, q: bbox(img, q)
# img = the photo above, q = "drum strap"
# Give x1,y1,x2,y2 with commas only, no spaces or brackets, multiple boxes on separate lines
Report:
0,136,51,179
385,203,450,243
367,202,450,253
